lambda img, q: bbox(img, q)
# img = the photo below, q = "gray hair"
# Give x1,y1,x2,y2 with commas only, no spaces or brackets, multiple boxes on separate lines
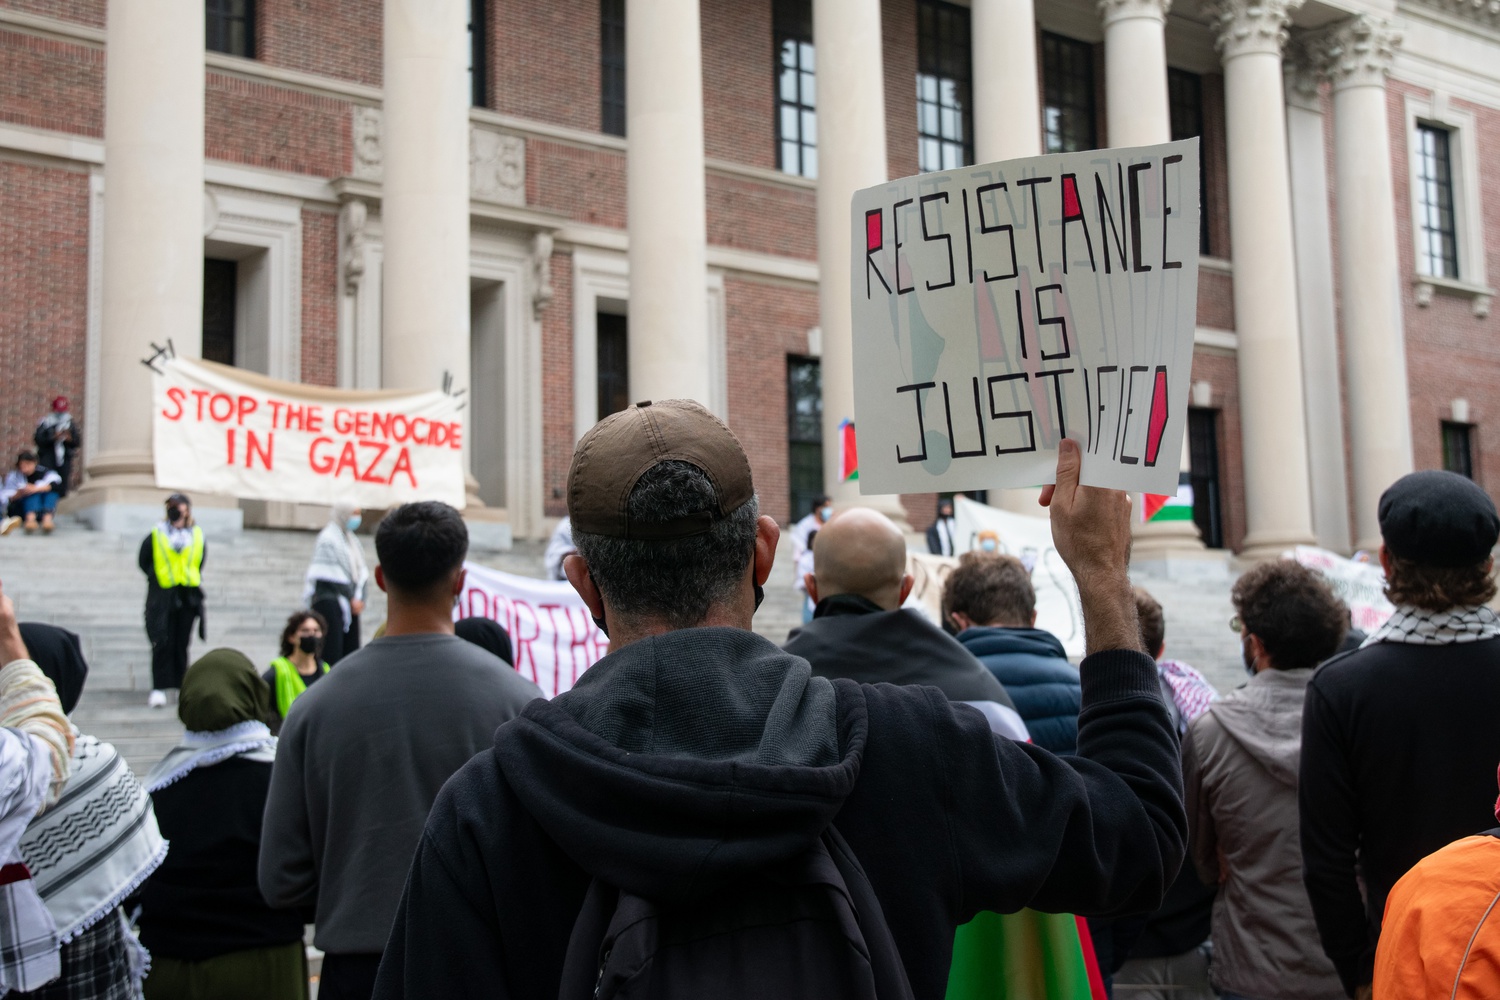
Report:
573,460,759,630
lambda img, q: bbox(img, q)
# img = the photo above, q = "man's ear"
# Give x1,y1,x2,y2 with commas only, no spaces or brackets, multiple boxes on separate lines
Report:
804,574,820,605
374,565,388,594
450,566,467,598
948,610,974,632
1029,609,1038,628
563,553,606,621
898,573,914,606
753,515,779,587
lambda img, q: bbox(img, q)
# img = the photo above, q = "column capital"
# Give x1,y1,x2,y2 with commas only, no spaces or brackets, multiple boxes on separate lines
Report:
1209,0,1302,61
1098,0,1171,29
1310,14,1402,90
1283,36,1323,112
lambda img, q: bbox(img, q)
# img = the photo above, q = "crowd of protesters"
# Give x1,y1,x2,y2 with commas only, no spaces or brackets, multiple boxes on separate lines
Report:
0,398,1496,999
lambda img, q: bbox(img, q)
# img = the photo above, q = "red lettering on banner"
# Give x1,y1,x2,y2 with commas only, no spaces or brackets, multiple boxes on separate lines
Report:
539,605,566,684
309,437,334,474
389,447,416,487
191,389,211,421
226,428,236,465
306,405,323,434
246,430,273,470
268,400,284,428
450,422,463,451
409,417,426,444
162,387,186,421
333,441,359,479
511,601,541,680
236,395,257,425
209,393,234,423
356,440,389,483
355,410,371,438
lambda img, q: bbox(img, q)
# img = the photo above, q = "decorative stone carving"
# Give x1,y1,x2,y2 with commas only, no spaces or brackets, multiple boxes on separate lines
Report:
530,232,554,319
1282,36,1323,112
1474,293,1492,318
340,198,368,294
1097,0,1172,26
1208,0,1302,60
1308,14,1401,90
352,106,383,181
1411,0,1500,30
470,127,525,206
1415,280,1435,308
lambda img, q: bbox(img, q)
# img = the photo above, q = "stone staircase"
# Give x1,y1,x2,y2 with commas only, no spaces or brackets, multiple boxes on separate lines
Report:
0,515,1247,776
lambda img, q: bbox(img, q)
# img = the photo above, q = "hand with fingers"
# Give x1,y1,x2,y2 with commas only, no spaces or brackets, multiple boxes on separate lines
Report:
1040,439,1143,656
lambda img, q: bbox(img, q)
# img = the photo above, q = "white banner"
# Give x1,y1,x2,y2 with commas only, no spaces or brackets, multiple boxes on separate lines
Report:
1290,546,1395,635
456,562,609,698
849,140,1200,496
152,357,467,508
952,496,1084,658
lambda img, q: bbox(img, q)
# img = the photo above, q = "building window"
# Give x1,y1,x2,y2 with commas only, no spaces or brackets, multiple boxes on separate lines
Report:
1041,32,1095,154
788,357,824,525
774,0,817,179
916,0,973,172
1188,407,1224,549
206,0,254,58
1168,68,1210,257
1442,420,1475,479
601,0,626,137
202,258,238,367
469,0,486,107
597,312,629,419
1416,124,1459,279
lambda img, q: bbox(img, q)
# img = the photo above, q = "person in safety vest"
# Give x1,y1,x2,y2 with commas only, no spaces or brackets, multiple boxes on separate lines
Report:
262,609,331,734
138,493,206,709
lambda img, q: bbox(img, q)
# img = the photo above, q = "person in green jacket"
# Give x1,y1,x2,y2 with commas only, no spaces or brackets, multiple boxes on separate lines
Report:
262,611,329,733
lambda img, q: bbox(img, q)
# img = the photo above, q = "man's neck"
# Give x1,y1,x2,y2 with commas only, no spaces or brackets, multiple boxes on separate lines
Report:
383,601,457,637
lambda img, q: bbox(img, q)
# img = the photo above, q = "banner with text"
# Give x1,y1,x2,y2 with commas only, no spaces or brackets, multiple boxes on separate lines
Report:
153,357,466,508
850,139,1200,496
1291,546,1395,635
952,497,1084,658
456,562,609,698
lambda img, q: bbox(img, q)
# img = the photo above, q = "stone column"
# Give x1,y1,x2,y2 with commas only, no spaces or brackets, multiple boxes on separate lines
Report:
1100,0,1172,148
1284,45,1352,552
1315,16,1412,552
1210,0,1316,558
626,0,710,404
381,0,471,402
74,0,209,533
972,0,1041,163
815,0,906,525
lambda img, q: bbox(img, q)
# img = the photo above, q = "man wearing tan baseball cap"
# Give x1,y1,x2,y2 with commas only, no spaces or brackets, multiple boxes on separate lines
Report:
373,400,1184,999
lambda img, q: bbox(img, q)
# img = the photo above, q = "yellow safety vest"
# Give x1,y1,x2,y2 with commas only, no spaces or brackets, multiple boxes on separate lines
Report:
270,656,329,719
151,526,204,589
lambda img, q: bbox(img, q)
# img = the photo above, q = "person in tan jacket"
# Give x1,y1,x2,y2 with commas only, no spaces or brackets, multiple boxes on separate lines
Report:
1184,561,1348,1000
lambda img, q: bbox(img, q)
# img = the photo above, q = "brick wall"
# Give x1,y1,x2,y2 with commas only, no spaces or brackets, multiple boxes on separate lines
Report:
492,0,599,130
0,160,89,467
703,0,775,170
528,140,627,228
300,208,338,387
258,0,381,88
542,249,575,518
0,28,102,137
206,73,352,177
883,0,920,181
0,0,101,28
706,174,816,259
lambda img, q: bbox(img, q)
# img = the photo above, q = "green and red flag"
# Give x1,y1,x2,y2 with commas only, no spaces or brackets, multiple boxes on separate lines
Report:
839,419,859,482
946,909,1106,1000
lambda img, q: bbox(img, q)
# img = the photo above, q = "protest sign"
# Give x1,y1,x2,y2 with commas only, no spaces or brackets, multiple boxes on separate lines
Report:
153,357,466,508
952,496,1084,658
456,562,609,698
849,139,1200,496
1291,546,1394,635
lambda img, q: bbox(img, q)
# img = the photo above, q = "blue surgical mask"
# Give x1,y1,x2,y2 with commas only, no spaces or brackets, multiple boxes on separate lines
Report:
980,538,998,552
345,515,362,532
819,505,833,521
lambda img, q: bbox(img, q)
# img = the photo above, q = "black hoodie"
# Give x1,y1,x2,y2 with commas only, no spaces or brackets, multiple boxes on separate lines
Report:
373,628,1184,1000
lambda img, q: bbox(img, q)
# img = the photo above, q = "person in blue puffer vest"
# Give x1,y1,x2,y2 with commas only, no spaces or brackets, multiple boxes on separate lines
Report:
943,550,1082,754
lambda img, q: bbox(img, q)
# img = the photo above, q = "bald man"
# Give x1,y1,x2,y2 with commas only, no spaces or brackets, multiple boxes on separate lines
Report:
783,508,1026,739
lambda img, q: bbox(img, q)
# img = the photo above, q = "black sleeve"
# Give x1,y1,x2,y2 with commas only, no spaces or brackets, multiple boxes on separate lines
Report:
1299,679,1367,998
925,524,941,555
138,535,153,577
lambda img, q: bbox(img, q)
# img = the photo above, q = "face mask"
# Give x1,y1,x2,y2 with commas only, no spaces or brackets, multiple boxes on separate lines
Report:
819,506,833,522
980,538,998,552
298,635,320,655
345,515,362,532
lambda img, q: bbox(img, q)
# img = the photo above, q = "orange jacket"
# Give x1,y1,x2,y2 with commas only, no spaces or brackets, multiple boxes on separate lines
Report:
1373,833,1500,999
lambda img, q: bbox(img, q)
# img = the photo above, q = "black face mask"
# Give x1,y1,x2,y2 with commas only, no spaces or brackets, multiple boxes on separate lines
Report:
298,635,320,655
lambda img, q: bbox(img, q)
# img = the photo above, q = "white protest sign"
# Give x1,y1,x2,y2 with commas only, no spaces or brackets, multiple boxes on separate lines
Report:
456,562,609,698
1291,546,1395,635
850,140,1200,496
153,357,466,508
952,496,1084,658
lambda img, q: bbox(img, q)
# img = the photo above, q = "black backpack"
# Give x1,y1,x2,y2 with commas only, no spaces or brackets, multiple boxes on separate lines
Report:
558,826,916,1000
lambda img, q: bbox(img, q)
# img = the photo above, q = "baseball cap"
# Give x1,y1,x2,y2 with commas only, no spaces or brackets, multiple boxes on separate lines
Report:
1378,470,1499,567
568,399,754,540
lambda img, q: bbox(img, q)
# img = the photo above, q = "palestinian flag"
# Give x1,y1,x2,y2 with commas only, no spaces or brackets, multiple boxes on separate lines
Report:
839,419,859,482
1143,474,1194,523
947,909,1106,1000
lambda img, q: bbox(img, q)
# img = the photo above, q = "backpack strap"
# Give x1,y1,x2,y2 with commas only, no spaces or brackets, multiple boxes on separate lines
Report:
558,877,620,1000
823,825,917,1000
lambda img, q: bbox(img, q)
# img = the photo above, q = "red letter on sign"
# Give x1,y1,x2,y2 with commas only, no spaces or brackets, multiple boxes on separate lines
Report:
389,447,417,487
162,387,186,421
246,430,273,470
309,437,334,474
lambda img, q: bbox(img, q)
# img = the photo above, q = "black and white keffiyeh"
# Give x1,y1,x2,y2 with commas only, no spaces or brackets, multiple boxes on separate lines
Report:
1361,604,1500,647
142,721,276,794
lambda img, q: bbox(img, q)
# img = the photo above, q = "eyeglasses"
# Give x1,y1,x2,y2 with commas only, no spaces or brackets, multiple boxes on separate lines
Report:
1229,615,1243,634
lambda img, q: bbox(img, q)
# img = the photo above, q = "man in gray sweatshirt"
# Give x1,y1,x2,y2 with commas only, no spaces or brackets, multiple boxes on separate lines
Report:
259,501,542,1000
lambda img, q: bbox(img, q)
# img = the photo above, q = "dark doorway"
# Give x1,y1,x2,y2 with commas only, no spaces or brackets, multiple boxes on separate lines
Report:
202,258,237,366
1187,407,1223,548
597,311,629,420
787,356,823,523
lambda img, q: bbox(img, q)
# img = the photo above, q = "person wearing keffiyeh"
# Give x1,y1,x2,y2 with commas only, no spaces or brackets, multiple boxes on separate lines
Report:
137,649,304,1000
1301,470,1500,1000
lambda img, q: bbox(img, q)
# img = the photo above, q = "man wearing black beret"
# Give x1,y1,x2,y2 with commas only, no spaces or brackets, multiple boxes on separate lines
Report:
1299,470,1500,1000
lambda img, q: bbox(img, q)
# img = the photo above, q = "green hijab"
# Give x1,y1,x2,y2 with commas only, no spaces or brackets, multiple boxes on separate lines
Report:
178,648,275,732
